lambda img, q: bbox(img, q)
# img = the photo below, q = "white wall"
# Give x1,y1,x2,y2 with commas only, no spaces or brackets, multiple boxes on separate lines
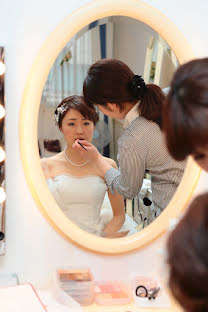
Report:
113,16,158,76
0,0,208,287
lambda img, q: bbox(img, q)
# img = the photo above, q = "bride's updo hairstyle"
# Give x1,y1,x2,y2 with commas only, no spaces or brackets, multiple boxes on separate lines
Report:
55,95,99,129
83,58,165,128
167,193,208,312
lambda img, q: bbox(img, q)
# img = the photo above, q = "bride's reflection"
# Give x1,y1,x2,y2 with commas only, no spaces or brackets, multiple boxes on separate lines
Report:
41,95,139,238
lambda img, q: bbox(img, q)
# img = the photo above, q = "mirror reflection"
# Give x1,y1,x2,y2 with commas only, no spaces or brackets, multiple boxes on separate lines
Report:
38,16,186,238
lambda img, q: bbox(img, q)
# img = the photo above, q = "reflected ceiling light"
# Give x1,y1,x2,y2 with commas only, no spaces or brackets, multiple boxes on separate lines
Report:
0,105,5,119
0,61,5,75
0,147,5,162
0,187,6,203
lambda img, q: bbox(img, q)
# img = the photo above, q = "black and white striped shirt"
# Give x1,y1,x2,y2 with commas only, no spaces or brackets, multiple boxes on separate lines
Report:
105,106,186,211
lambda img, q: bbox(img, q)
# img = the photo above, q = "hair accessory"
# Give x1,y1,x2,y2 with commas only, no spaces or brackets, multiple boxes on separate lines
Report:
64,148,89,167
135,285,160,300
55,105,67,124
135,285,148,297
130,75,147,98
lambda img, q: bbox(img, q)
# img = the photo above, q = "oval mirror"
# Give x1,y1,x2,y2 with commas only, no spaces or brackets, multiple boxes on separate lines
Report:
20,0,200,254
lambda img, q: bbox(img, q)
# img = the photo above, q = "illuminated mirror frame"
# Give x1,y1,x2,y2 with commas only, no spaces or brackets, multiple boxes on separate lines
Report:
0,47,6,255
19,0,201,254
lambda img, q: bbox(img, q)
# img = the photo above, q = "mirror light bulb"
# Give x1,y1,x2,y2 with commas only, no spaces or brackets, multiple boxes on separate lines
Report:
0,147,5,162
0,187,6,203
0,61,5,75
0,105,5,119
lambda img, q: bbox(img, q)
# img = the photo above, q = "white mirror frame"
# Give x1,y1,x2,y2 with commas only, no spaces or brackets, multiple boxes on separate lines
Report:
19,0,201,254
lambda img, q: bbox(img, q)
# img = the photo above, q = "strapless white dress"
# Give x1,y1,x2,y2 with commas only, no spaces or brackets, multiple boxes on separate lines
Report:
47,174,139,236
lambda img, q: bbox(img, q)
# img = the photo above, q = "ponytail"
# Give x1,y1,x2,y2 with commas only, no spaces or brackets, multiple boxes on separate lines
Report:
139,84,165,128
130,75,165,128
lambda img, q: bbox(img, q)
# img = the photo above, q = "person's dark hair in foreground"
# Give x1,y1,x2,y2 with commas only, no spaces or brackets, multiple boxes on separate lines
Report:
162,58,208,169
167,193,208,312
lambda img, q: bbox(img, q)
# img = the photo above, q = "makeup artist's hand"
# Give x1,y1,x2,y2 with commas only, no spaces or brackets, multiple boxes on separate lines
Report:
72,140,102,162
72,139,113,177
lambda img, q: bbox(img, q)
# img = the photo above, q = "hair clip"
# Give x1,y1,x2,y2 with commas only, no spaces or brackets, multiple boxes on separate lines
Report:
147,287,160,300
135,285,160,300
135,285,148,297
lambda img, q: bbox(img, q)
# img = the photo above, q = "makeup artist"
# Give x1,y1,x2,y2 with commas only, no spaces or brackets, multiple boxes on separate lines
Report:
73,59,186,217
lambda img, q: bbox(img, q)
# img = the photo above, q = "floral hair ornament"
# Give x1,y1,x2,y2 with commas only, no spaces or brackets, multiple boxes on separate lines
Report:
55,104,67,125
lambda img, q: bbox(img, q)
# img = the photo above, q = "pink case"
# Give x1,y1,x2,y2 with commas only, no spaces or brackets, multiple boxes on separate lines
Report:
94,281,132,305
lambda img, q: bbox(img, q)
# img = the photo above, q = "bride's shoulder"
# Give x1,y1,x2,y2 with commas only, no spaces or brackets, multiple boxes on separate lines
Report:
40,153,63,172
102,156,118,169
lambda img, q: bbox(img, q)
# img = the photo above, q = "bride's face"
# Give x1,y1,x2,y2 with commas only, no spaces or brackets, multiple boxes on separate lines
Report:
61,108,94,147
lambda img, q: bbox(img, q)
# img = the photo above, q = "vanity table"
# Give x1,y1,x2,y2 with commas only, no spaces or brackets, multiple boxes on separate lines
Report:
83,305,181,312
38,287,182,312
0,284,182,312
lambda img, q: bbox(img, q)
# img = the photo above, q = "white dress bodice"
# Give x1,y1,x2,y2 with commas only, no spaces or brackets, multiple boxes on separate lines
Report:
47,174,108,235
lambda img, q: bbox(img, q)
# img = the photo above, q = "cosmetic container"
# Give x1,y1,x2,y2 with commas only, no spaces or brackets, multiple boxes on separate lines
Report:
56,267,95,306
94,280,132,305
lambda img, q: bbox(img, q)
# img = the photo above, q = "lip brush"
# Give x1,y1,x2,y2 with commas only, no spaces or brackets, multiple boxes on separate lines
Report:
78,141,87,151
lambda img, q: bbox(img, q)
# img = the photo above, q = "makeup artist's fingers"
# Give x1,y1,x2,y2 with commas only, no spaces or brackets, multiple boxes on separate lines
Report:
72,140,84,150
77,140,94,149
72,140,102,161
72,141,86,157
72,140,90,151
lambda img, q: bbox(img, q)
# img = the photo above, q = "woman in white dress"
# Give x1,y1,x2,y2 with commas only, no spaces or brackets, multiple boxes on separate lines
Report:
40,95,137,237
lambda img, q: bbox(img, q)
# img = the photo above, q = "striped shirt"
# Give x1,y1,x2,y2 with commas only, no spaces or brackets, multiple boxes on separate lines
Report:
105,105,186,211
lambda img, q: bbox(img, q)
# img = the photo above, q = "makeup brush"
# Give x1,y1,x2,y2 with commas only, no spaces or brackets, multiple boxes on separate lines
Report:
78,141,87,151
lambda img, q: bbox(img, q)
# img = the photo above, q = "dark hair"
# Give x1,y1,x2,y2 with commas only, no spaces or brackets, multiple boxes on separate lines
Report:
167,193,208,312
55,95,99,128
83,59,165,128
162,58,208,160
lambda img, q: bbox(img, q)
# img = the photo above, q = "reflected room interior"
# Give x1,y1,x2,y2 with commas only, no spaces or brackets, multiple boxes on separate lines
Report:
38,16,179,236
